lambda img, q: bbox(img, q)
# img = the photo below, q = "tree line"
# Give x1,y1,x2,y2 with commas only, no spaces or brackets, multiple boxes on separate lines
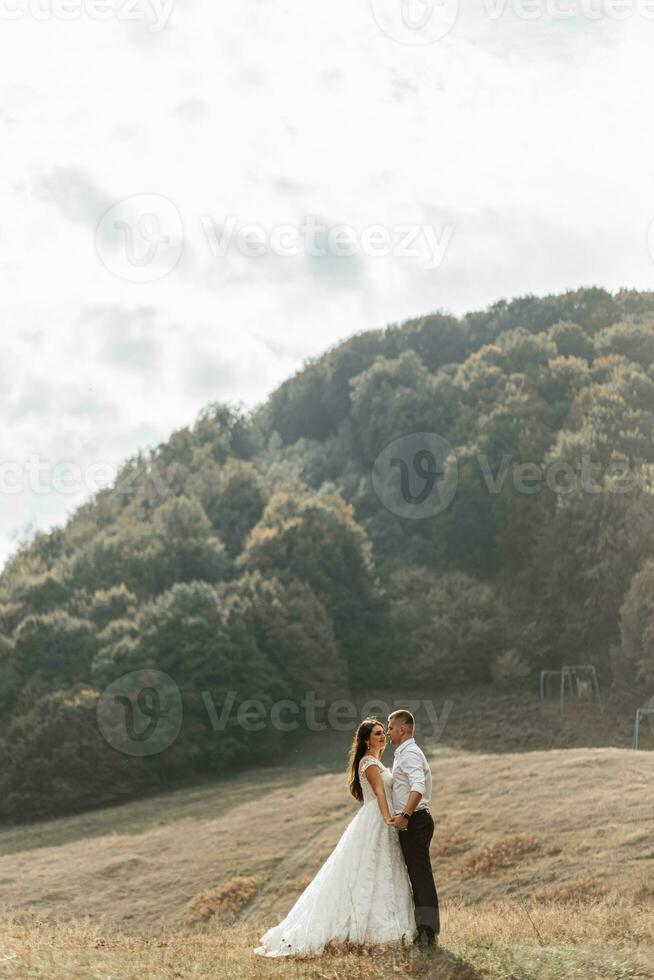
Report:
2,287,654,820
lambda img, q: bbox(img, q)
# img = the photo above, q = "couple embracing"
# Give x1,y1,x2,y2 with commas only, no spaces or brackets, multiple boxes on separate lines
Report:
255,709,440,958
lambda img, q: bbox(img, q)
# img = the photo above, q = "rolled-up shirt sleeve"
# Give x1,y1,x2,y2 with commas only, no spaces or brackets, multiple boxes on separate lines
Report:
402,746,426,795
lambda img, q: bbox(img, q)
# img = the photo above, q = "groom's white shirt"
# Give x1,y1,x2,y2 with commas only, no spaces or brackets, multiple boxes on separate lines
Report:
391,737,432,815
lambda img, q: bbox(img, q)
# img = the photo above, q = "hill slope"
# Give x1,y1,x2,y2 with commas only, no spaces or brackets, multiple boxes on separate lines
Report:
1,738,652,936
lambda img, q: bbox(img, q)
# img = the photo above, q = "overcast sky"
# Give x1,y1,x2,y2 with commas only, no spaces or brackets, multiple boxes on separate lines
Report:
2,0,654,569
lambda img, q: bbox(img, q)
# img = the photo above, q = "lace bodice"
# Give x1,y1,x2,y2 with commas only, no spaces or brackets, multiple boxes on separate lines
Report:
359,756,393,804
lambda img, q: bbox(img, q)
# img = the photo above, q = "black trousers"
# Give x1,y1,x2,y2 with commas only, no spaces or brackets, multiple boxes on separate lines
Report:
398,809,440,935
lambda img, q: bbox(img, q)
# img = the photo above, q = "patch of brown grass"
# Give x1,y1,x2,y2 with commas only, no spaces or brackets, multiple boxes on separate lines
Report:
460,835,544,877
431,832,473,858
278,874,313,895
184,876,261,924
531,876,607,904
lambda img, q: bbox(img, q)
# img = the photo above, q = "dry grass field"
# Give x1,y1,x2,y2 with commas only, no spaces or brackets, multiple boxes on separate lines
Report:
0,690,653,978
1,899,654,980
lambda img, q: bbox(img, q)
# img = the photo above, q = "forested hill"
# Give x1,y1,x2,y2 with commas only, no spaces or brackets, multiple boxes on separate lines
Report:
3,286,654,821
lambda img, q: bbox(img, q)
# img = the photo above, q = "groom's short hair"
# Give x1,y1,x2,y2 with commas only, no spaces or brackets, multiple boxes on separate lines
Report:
389,709,415,729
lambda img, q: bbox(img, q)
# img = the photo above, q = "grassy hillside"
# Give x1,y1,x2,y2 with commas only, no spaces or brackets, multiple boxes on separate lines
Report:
0,693,652,978
2,743,652,933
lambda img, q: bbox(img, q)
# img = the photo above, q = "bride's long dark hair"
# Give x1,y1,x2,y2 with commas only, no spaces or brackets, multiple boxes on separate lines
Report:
347,717,384,802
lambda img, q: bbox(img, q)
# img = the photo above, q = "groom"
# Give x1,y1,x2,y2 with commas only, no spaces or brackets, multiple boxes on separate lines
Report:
387,709,440,947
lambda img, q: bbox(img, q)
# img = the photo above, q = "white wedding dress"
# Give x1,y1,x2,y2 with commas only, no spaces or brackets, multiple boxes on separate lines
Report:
254,756,416,957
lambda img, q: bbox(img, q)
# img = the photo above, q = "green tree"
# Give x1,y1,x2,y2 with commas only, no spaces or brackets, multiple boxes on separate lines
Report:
548,320,595,361
92,617,140,684
230,571,348,701
514,487,654,675
350,351,456,465
618,559,654,689
198,459,266,557
0,686,155,822
13,572,68,616
386,312,468,373
240,487,385,686
93,581,280,771
0,633,20,713
89,584,137,630
150,496,229,591
431,456,502,579
595,317,654,369
13,611,97,692
69,522,158,597
388,567,510,686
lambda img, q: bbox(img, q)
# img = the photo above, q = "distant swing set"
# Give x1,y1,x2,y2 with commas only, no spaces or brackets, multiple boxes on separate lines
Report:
539,664,602,711
540,665,653,750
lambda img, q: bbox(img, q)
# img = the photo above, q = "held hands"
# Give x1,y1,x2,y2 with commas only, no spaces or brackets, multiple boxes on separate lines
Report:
387,815,409,831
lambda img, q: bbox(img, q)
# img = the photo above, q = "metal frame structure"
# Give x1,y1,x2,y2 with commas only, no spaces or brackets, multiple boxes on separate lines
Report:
539,669,561,701
559,665,602,712
632,707,654,750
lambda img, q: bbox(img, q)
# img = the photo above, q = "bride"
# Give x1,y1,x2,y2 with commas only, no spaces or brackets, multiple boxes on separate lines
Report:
254,718,416,957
